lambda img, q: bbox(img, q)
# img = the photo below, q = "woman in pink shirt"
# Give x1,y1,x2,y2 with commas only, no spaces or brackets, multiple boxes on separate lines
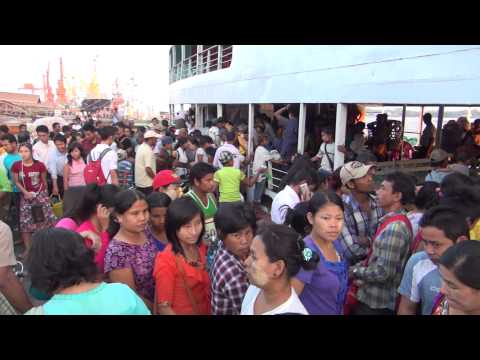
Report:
57,184,120,273
63,142,86,190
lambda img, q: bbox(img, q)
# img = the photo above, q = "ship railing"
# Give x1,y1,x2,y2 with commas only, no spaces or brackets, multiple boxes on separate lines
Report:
170,45,233,83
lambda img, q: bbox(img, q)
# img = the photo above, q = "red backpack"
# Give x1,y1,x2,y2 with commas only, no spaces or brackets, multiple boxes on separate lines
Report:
84,148,112,186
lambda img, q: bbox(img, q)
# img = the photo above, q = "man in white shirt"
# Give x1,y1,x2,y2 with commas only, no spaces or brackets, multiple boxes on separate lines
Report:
46,134,67,197
32,125,55,165
213,131,242,169
252,134,276,204
271,167,319,224
135,130,160,196
88,126,119,185
311,127,335,173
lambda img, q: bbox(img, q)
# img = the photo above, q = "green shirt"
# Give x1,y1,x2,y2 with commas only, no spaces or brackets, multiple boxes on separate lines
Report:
186,190,218,246
0,167,12,192
25,282,151,315
214,167,245,203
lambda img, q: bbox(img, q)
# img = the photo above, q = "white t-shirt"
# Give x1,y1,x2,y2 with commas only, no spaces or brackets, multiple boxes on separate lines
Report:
241,285,308,315
89,143,118,184
32,140,55,166
194,147,208,164
271,185,300,224
316,142,335,172
253,145,273,182
213,143,241,169
176,147,189,164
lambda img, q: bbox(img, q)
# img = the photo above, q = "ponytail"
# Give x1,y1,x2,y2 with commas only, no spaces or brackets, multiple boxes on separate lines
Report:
257,224,319,278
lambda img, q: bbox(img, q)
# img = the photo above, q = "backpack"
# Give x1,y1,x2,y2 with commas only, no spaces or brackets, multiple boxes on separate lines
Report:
84,148,112,186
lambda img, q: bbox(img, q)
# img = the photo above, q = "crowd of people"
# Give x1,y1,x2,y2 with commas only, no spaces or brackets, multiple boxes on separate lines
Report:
0,108,479,316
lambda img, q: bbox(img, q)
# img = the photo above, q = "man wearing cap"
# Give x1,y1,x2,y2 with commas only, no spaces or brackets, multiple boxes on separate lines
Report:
135,130,160,196
339,161,385,264
152,170,182,200
213,131,242,169
425,149,453,184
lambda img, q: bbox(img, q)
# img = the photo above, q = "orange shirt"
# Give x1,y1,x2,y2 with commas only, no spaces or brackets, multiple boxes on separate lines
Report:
153,243,211,315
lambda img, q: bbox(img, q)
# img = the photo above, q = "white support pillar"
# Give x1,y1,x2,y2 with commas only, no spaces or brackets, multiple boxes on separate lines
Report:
334,103,348,169
297,103,306,154
180,104,184,112
248,103,254,157
217,104,223,119
195,104,201,129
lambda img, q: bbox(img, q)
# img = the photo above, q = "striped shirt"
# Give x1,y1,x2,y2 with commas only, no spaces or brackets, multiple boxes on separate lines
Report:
339,193,385,264
210,241,249,315
118,159,134,189
352,210,413,311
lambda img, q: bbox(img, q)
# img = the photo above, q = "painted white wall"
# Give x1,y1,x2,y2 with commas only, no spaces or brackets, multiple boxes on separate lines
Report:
169,45,480,105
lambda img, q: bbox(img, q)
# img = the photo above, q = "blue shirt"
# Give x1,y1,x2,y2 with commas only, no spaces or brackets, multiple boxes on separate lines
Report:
36,282,150,315
3,153,21,192
425,169,453,184
398,251,441,315
296,236,349,315
280,118,298,159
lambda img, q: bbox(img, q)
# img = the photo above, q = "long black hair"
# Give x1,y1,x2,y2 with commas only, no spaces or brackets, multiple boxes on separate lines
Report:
66,142,86,166
165,197,204,256
439,240,480,290
256,224,319,279
73,184,120,224
284,202,311,238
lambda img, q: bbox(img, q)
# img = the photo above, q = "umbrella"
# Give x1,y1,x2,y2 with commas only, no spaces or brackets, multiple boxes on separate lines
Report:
32,116,67,131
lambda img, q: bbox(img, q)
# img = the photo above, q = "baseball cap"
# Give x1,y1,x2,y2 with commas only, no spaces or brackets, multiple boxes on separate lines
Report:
152,170,180,190
340,161,374,185
144,130,161,139
430,149,450,163
161,136,173,145
219,151,234,165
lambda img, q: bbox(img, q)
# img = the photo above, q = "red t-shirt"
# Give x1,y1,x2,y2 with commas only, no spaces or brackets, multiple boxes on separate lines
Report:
11,160,47,193
81,137,100,155
153,243,211,315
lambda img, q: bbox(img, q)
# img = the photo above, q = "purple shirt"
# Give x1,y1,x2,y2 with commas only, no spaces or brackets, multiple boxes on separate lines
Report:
296,236,349,315
104,238,158,302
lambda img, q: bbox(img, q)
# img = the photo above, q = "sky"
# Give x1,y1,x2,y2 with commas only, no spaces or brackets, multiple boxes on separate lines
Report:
0,45,171,113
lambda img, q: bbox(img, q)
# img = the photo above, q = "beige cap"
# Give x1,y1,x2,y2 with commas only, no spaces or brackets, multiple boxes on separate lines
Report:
340,161,374,185
144,130,161,139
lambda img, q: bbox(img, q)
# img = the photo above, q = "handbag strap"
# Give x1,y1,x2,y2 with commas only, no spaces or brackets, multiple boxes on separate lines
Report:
175,254,200,315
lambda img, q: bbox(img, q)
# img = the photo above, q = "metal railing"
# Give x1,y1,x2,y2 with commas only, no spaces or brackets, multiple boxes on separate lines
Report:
170,45,233,83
